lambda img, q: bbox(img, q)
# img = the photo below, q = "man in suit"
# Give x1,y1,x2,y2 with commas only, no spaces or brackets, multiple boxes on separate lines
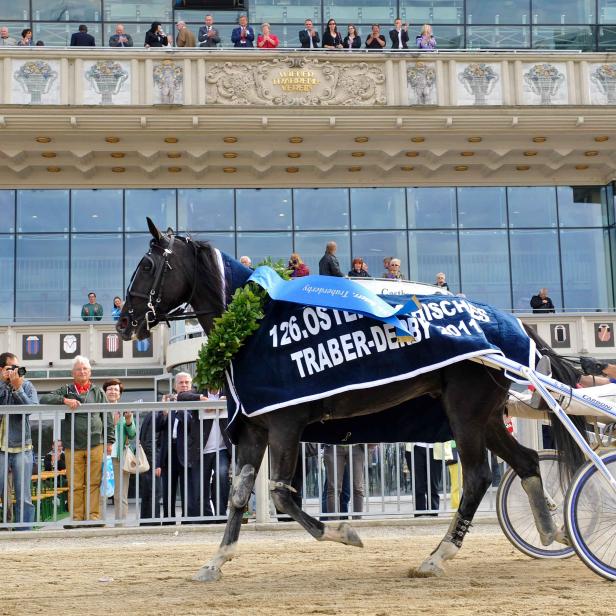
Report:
108,24,133,47
70,24,95,47
389,18,409,50
159,372,194,523
231,15,254,48
299,19,320,48
178,386,232,520
176,21,196,47
138,409,165,525
198,14,220,48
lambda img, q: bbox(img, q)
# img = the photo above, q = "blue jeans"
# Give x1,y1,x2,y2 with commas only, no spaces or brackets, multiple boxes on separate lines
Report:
0,449,35,529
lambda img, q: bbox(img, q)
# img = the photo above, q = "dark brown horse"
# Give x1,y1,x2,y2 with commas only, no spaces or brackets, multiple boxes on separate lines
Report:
117,219,581,581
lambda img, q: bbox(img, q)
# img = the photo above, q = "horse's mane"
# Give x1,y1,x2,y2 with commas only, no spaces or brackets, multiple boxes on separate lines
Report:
192,239,225,333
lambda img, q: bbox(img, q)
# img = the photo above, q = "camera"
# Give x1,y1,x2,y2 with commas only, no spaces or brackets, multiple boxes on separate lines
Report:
7,366,27,377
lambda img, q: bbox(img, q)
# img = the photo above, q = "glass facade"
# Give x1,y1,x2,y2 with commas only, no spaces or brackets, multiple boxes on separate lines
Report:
0,184,614,322
1,0,616,49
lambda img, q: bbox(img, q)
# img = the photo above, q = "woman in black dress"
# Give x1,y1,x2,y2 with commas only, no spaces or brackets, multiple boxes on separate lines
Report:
145,21,169,47
343,24,361,50
322,18,343,49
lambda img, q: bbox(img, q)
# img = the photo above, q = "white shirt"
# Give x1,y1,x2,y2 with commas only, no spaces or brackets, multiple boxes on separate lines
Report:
203,419,226,454
396,29,403,49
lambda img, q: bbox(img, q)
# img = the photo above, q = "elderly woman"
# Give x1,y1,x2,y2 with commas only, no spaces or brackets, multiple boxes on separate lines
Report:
288,252,310,277
40,356,114,526
257,23,279,48
103,379,135,526
383,257,405,279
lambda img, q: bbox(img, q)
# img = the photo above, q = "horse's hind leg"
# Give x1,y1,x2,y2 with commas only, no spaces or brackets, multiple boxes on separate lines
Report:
268,420,363,548
417,365,506,577
193,421,268,582
484,414,568,546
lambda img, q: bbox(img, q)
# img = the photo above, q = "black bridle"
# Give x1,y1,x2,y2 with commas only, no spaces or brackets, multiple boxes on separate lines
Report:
124,233,217,331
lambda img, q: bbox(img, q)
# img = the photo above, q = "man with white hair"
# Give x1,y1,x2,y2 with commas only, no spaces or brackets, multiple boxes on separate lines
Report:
239,255,253,269
0,27,16,46
41,356,115,526
109,24,133,47
176,21,196,47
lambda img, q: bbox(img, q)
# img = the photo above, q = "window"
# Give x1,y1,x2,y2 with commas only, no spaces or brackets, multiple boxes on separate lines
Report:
72,189,122,232
17,190,69,233
0,236,14,321
178,189,234,232
557,186,607,227
294,231,350,275
507,187,557,227
350,188,406,230
532,0,595,24
457,187,507,228
351,230,408,278
407,187,456,228
16,234,69,321
408,230,459,290
125,189,176,233
236,189,292,231
466,0,530,24
236,232,293,265
0,191,15,233
294,189,349,230
0,0,29,20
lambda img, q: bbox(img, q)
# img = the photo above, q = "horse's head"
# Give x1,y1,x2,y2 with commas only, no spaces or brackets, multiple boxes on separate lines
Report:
116,218,193,341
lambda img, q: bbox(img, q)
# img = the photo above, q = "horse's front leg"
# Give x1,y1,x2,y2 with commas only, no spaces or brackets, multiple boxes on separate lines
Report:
193,422,268,582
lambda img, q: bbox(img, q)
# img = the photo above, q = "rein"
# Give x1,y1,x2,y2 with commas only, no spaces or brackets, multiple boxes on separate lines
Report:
125,233,217,331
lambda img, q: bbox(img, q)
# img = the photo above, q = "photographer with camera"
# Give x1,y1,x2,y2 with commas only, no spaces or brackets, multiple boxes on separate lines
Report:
0,352,38,530
288,252,310,278
40,356,114,527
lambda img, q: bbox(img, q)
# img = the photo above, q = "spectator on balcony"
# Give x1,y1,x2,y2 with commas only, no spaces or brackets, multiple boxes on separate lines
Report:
0,27,17,46
198,15,220,48
44,440,65,472
81,292,103,322
231,15,255,48
299,19,320,49
70,24,95,47
383,258,405,279
530,288,555,313
35,40,44,46
390,18,409,50
257,23,279,49
176,21,196,47
288,252,309,277
109,24,133,48
381,256,393,276
322,18,343,49
40,356,115,527
435,272,449,290
319,241,344,277
343,24,361,50
416,24,437,50
365,24,386,50
0,352,38,531
17,28,33,47
239,255,253,270
111,296,123,321
348,257,369,278
145,22,169,48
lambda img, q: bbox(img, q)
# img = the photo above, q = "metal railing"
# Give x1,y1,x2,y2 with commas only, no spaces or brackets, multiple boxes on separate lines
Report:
0,399,515,531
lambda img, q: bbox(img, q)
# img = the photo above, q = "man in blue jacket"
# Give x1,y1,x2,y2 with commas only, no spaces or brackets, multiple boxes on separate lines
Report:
231,15,254,48
70,24,95,47
0,352,38,530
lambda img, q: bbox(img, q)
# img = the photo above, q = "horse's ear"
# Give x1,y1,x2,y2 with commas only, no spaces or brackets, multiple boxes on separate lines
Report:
166,227,175,236
147,217,163,241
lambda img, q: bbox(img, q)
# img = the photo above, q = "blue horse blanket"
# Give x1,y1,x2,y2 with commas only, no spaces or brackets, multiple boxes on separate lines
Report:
225,293,534,436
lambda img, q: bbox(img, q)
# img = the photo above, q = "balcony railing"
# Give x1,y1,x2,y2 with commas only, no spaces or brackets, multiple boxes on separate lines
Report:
1,47,615,107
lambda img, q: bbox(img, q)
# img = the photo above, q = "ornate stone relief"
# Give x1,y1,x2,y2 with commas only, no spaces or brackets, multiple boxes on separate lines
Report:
589,63,616,105
83,60,131,105
153,60,184,104
205,57,386,106
407,62,437,105
522,63,567,105
12,59,60,104
457,63,502,105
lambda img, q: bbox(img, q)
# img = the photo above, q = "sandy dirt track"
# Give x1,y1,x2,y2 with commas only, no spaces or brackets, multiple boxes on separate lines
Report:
0,522,611,616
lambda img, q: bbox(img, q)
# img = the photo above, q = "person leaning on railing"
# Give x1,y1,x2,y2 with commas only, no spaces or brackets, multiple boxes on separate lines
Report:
40,356,114,527
0,352,38,530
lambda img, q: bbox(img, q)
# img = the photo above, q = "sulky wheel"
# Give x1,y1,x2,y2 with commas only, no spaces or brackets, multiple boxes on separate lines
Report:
564,451,616,581
497,450,574,560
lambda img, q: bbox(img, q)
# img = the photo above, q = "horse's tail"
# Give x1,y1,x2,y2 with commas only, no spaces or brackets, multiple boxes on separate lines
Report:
523,324,588,487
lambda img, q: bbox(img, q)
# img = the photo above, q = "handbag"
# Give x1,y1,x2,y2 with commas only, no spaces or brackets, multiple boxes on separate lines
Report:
122,443,150,474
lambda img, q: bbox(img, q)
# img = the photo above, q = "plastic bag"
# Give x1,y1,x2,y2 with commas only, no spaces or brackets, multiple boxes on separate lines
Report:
102,456,115,498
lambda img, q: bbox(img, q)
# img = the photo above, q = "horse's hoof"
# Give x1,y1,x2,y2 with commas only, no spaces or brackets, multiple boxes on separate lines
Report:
192,566,221,582
339,523,364,548
414,560,445,578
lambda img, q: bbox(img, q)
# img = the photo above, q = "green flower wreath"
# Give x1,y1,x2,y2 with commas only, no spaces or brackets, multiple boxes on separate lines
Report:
194,259,290,391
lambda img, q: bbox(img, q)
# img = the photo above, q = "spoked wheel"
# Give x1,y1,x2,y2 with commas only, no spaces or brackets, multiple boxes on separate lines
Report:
564,451,616,581
497,450,574,559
